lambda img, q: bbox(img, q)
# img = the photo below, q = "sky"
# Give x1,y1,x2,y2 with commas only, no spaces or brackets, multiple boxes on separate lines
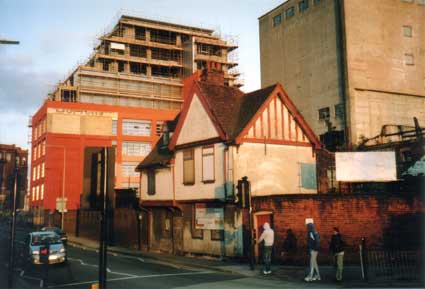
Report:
0,0,284,150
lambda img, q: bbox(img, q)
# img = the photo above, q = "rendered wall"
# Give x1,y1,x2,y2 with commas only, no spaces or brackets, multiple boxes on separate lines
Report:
140,167,174,201
233,143,317,195
174,143,226,201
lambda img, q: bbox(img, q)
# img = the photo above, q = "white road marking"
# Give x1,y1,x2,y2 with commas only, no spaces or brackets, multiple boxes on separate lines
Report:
68,257,98,268
138,257,145,263
20,270,24,277
47,271,214,288
106,267,111,273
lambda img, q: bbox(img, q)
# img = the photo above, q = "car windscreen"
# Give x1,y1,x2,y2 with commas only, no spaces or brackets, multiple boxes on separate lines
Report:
31,233,62,245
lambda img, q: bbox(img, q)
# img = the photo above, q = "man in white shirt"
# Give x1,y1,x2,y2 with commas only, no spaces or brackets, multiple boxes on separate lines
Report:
258,222,275,275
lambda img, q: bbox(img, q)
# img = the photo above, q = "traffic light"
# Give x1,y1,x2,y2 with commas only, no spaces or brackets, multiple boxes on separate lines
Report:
236,176,250,208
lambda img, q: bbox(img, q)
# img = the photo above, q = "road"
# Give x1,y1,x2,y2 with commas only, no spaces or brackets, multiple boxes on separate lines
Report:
0,224,296,289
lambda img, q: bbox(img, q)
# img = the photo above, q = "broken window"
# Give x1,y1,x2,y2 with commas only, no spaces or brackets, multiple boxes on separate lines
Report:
183,149,195,185
318,107,330,121
335,104,344,119
122,119,151,136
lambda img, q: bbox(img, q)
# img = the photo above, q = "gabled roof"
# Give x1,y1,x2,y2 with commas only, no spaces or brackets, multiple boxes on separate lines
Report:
136,115,180,171
169,79,321,150
136,136,173,171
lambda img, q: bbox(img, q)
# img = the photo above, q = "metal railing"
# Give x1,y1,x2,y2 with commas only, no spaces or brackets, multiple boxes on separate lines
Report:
360,238,422,282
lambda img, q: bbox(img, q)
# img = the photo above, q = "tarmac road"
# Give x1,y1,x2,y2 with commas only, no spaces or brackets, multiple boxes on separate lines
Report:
0,224,291,289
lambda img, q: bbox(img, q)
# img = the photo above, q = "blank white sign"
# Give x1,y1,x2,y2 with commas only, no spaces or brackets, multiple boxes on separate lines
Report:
335,152,397,182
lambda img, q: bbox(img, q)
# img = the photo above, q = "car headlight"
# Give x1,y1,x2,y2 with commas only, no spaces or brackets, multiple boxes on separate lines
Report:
32,251,39,255
60,248,65,253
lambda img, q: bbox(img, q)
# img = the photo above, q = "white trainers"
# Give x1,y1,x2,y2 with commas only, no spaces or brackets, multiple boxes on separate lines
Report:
312,276,321,281
304,277,313,282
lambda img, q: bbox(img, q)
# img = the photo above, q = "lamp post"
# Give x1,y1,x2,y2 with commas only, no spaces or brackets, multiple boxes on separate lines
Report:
8,151,19,288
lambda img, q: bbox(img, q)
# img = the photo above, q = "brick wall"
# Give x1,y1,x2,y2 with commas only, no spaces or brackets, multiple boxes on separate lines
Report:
253,193,425,264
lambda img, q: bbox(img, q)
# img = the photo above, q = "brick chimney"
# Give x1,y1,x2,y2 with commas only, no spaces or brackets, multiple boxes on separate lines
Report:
200,61,225,85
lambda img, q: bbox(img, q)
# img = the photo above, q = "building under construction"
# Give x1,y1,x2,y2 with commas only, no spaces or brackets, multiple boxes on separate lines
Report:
50,15,240,109
29,15,240,218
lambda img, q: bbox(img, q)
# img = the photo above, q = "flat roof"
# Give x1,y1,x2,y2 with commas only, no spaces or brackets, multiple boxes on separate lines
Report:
258,0,292,20
121,15,214,35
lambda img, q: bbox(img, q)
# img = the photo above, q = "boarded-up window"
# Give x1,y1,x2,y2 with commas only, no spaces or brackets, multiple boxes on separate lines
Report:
183,149,195,185
147,170,155,195
191,205,203,239
211,230,224,241
300,163,317,190
202,146,214,182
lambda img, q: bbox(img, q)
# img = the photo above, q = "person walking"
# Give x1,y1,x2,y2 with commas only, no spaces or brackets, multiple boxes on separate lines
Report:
305,222,321,282
282,228,297,265
329,227,345,281
258,222,274,275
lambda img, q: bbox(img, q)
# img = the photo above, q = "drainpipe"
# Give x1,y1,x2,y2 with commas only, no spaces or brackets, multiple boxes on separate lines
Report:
334,0,350,150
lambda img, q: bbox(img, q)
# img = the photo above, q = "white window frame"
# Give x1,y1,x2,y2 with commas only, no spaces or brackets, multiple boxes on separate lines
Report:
122,141,151,156
121,162,139,177
122,119,151,136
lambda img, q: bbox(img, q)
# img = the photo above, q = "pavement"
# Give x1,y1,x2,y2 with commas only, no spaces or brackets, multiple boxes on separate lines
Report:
67,235,424,288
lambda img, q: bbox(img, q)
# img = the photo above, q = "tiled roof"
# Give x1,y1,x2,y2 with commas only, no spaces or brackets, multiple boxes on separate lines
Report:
197,81,277,140
136,114,180,171
136,137,173,170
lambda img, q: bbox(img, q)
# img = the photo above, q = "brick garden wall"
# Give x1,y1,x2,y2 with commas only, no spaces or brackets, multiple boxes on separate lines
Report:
253,192,425,264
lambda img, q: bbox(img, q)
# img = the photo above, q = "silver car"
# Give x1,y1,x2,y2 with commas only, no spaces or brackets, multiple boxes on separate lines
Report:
26,231,66,264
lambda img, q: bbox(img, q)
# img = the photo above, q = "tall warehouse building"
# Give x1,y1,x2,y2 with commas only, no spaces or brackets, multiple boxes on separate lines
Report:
259,0,425,150
29,15,240,221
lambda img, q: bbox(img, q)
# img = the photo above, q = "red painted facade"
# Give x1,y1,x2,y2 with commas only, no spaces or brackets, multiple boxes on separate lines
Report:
30,100,178,211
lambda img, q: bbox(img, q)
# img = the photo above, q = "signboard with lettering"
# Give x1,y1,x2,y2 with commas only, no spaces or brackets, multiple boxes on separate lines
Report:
195,204,224,230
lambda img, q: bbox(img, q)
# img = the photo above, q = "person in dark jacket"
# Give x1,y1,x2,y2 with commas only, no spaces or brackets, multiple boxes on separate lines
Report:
282,229,297,265
329,227,345,281
305,222,320,282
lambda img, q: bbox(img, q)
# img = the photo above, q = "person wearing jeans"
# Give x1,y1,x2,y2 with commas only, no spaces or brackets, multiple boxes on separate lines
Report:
305,222,321,282
258,222,274,275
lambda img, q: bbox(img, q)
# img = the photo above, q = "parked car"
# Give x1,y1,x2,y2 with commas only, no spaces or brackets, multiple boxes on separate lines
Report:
41,226,67,244
25,231,66,265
